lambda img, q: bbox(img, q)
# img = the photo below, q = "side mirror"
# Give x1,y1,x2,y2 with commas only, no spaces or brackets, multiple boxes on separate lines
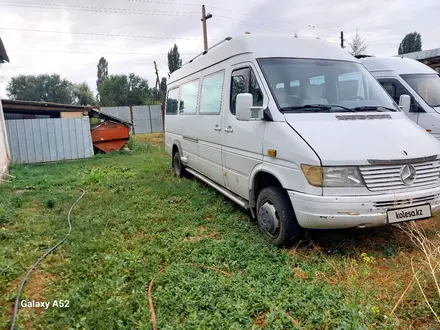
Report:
236,93,264,121
399,94,411,115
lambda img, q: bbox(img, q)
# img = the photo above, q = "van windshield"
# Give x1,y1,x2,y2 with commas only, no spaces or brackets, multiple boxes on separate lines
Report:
401,74,440,108
257,58,399,112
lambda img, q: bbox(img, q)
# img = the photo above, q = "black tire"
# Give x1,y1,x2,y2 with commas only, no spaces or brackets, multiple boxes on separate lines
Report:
172,151,185,178
256,187,303,247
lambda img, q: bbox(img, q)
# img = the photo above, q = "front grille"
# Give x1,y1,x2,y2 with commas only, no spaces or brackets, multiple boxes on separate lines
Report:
374,194,439,208
359,161,440,192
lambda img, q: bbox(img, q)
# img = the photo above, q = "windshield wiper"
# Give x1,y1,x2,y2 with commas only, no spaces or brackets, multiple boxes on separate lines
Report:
280,104,355,113
350,106,397,112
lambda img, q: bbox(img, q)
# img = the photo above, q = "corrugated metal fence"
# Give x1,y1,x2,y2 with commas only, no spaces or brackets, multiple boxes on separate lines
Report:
5,117,94,164
100,105,163,134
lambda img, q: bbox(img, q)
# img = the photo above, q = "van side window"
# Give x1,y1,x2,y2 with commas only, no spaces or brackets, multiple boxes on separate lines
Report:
200,71,224,114
378,78,424,113
179,79,199,114
230,68,263,115
166,88,179,115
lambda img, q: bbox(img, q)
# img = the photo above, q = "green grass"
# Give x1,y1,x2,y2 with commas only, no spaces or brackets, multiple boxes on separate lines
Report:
0,136,439,329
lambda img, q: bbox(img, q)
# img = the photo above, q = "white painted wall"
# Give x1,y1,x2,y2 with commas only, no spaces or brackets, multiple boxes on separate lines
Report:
0,100,10,178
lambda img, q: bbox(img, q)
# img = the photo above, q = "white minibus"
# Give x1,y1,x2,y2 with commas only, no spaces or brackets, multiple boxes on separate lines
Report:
361,56,440,140
165,34,440,246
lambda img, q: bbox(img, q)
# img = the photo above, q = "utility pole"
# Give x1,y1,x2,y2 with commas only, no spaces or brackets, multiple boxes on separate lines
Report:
154,61,163,101
340,31,345,49
201,5,212,51
154,60,165,131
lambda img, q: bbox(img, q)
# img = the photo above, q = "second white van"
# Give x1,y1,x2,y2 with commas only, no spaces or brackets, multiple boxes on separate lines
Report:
361,56,440,140
165,34,440,246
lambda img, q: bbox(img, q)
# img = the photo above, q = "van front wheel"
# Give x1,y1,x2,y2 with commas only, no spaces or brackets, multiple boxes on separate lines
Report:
172,151,185,178
256,187,302,246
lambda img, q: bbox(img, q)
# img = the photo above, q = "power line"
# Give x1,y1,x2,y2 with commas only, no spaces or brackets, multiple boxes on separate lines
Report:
0,27,338,48
8,49,199,55
127,0,202,6
127,0,308,28
0,27,201,40
0,1,199,16
0,0,331,37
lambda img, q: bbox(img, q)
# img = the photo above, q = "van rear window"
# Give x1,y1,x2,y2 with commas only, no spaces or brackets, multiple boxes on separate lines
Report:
166,88,179,115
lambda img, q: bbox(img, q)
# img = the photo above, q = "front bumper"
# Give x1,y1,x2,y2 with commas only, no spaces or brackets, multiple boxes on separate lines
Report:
288,186,440,229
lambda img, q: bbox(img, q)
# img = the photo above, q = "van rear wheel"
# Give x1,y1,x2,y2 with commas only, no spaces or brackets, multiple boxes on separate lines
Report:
256,187,302,247
172,151,185,178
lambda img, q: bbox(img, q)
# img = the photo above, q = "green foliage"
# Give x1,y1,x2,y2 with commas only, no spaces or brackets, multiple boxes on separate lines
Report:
6,74,74,103
167,44,182,76
85,168,103,184
98,73,150,107
127,135,150,152
96,57,108,90
89,117,99,127
46,199,56,209
72,82,96,106
398,32,422,55
148,87,161,104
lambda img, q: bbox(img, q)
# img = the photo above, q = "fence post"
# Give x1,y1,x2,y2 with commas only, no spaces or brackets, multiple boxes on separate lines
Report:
161,101,165,132
129,105,135,134
148,106,153,133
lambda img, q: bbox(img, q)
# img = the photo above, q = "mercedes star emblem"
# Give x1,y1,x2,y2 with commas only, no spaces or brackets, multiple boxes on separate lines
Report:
400,164,417,186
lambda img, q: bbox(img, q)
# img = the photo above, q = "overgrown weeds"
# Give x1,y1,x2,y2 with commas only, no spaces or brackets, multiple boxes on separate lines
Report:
394,222,440,324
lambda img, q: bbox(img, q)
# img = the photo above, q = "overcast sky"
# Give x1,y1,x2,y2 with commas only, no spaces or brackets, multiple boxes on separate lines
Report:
0,0,439,98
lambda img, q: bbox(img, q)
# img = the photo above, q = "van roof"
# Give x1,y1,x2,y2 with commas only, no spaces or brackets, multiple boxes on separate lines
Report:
360,56,437,75
169,34,358,83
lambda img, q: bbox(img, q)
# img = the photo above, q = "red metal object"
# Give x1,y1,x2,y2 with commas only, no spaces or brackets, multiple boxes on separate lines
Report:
91,120,130,153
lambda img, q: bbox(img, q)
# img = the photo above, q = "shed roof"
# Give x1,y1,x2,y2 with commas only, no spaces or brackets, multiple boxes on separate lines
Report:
1,99,90,113
397,47,440,61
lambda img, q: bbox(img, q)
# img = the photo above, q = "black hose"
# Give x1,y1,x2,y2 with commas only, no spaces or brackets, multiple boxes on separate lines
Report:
9,189,86,330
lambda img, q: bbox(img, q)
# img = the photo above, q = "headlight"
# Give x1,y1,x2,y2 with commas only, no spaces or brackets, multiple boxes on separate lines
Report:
301,165,364,187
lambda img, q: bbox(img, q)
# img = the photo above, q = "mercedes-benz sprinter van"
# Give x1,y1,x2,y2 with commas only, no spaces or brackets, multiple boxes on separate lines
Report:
165,34,440,246
361,56,440,140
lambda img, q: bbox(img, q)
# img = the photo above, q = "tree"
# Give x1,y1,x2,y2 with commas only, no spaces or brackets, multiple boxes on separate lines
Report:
398,32,422,55
149,87,161,103
96,57,108,90
167,44,182,76
98,73,151,106
6,74,74,104
348,30,368,57
73,82,96,105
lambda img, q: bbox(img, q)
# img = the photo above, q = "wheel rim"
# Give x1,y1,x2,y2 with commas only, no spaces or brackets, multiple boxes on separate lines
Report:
173,153,181,176
258,201,280,238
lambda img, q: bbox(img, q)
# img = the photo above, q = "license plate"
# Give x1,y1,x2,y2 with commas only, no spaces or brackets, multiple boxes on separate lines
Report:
387,203,432,224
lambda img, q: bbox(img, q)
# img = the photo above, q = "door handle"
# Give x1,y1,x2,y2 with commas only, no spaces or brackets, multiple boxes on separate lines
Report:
224,126,233,133
214,125,222,131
